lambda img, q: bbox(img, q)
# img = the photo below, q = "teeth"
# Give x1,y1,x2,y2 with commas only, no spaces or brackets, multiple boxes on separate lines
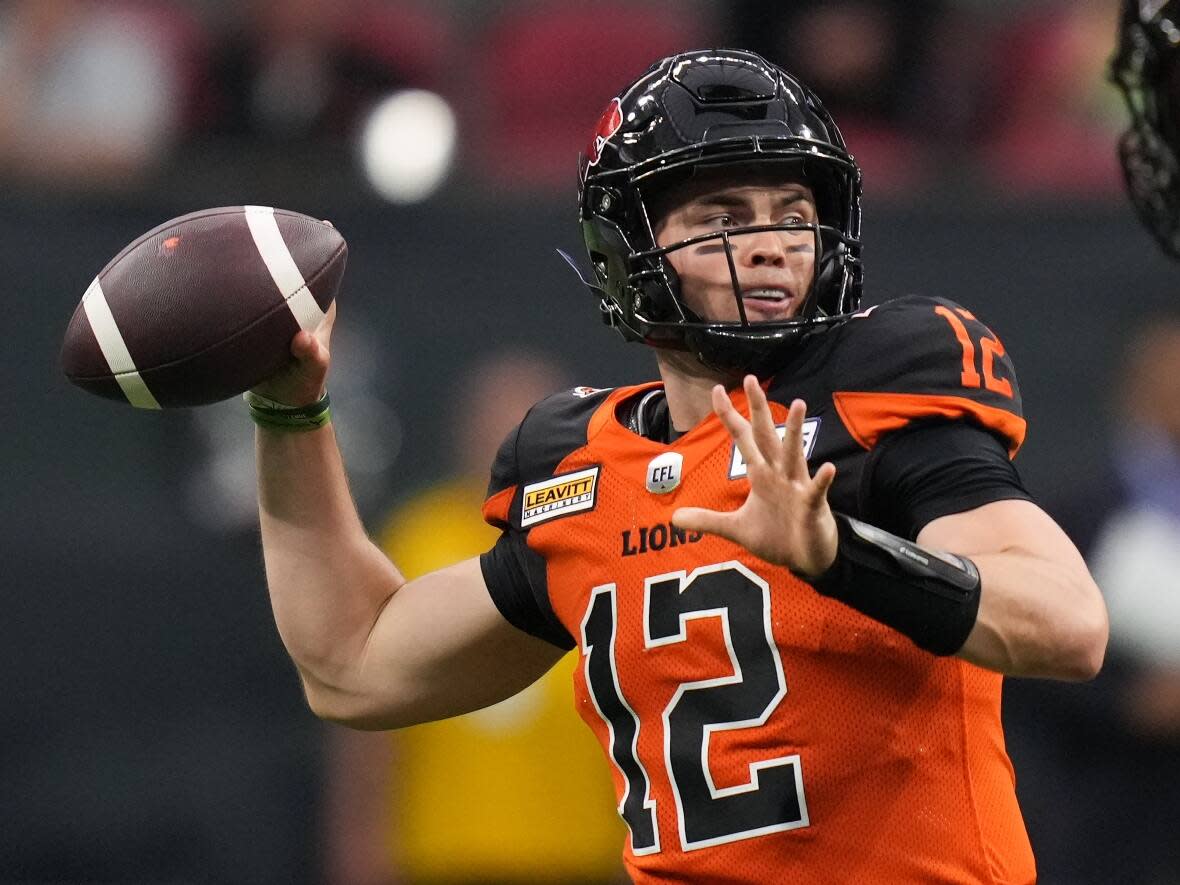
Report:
744,289,787,301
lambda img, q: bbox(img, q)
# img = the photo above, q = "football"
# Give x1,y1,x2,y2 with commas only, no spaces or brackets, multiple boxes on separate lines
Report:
61,205,347,408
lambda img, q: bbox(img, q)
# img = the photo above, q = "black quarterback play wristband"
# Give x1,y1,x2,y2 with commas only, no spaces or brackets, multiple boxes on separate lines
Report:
808,513,982,656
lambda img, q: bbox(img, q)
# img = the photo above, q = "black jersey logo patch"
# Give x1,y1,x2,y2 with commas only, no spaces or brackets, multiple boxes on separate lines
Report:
729,418,820,479
521,466,600,527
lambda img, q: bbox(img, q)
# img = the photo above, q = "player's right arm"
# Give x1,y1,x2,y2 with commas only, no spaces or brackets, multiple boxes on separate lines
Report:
253,312,565,729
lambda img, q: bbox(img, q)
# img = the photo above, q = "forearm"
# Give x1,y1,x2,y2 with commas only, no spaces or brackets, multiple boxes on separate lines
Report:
256,423,404,704
247,313,562,728
958,549,1107,680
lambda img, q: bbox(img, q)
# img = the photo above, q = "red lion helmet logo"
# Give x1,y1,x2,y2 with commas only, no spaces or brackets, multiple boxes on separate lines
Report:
584,97,623,170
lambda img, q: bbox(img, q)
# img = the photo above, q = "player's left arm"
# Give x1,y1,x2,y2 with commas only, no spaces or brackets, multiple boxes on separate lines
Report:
917,499,1107,680
820,297,1106,678
673,374,1108,682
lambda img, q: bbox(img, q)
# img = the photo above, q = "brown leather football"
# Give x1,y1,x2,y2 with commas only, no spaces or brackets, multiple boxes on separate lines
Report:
61,205,347,408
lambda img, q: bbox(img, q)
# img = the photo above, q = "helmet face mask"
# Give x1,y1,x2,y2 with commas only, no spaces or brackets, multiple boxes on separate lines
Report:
578,49,864,376
1112,0,1180,258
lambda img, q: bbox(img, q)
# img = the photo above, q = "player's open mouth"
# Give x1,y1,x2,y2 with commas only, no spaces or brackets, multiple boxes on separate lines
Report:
742,287,792,303
740,288,795,319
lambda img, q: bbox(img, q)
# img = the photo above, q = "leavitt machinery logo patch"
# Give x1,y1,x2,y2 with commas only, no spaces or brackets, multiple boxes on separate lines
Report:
521,466,600,527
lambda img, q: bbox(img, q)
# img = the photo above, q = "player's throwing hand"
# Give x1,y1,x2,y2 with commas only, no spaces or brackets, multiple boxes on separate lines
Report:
252,301,337,407
672,375,839,577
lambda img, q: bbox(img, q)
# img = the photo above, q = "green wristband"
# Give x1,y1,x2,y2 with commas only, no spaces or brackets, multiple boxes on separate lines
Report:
243,390,331,432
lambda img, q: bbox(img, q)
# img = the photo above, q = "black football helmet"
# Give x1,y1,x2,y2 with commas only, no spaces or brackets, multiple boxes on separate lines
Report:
1111,0,1180,258
577,49,863,375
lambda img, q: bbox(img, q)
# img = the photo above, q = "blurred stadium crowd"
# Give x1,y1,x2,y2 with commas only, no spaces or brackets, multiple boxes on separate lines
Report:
0,0,1127,201
5,1,1180,884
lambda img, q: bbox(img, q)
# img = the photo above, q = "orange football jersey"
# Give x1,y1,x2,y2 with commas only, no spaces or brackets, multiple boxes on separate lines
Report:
482,297,1035,884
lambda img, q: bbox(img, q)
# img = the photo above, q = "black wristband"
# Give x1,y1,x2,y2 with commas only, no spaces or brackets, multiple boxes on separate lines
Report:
809,513,981,656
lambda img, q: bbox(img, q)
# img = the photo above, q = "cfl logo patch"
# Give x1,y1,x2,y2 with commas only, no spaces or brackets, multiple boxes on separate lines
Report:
729,417,820,479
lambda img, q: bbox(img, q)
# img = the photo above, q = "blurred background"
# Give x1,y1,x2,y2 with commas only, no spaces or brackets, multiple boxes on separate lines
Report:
4,0,1180,883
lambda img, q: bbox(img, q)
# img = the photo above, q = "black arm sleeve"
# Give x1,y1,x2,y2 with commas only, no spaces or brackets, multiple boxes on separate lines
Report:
860,420,1034,541
479,531,575,651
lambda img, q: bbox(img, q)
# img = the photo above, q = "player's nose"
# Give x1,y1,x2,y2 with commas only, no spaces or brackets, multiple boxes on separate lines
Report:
739,228,790,267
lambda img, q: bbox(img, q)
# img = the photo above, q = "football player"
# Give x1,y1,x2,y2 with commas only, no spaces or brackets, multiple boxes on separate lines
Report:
1112,0,1180,257
251,50,1107,883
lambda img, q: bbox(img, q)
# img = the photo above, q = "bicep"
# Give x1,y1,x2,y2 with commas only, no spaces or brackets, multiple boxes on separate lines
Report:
916,498,1088,570
352,557,568,729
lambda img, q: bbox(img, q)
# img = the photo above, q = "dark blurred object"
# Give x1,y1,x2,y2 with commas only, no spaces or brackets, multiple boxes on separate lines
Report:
0,534,321,884
979,1,1123,194
201,0,452,143
1004,317,1180,885
0,0,204,188
1111,0,1180,258
727,0,937,123
724,0,940,191
472,1,709,190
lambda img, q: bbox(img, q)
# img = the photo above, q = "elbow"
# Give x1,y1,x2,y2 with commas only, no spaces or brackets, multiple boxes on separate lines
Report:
1053,639,1105,682
301,677,421,731
1055,594,1110,682
994,585,1109,682
303,684,362,727
304,686,386,730
300,678,346,724
1077,607,1111,682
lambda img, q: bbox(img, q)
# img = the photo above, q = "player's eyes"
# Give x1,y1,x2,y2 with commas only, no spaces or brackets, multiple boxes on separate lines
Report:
695,209,809,231
702,214,737,228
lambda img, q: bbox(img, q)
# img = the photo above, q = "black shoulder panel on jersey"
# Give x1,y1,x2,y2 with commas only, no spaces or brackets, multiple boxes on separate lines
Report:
480,386,612,650
515,387,613,482
480,532,575,650
764,322,845,405
860,419,1034,540
833,295,1022,410
485,386,613,504
825,296,1026,454
487,422,525,500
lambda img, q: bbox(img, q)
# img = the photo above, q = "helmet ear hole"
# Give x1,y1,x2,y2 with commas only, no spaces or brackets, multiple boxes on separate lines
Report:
589,252,610,283
587,185,623,219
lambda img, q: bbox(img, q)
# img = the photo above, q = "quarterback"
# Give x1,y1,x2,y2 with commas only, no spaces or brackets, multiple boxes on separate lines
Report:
252,51,1107,883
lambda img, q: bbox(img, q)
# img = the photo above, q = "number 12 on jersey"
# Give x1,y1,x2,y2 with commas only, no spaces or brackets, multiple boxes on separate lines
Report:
934,305,1014,398
580,562,809,854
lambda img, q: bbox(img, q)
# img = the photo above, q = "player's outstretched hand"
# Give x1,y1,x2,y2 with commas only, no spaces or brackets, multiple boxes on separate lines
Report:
672,375,839,577
251,301,337,407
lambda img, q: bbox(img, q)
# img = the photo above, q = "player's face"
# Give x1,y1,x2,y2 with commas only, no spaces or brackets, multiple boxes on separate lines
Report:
651,170,819,324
